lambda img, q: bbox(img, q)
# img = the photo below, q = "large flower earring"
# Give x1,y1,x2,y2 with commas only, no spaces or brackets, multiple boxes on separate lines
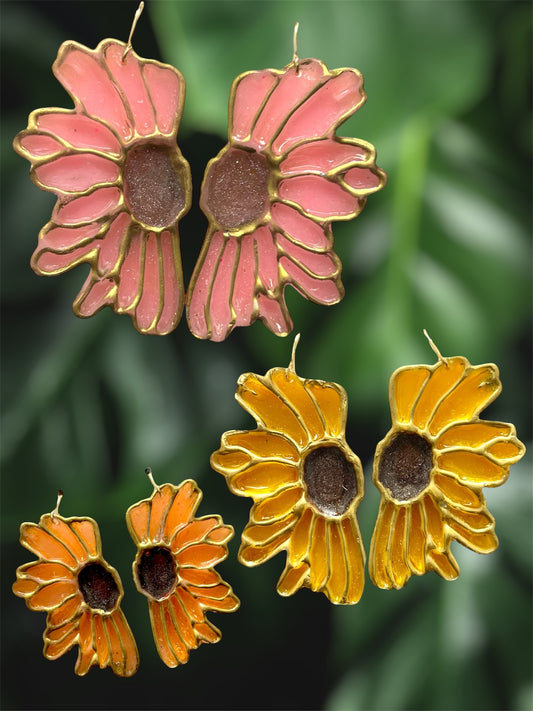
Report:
13,3,192,335
126,469,239,668
369,332,525,590
186,25,386,342
211,336,366,604
13,491,139,676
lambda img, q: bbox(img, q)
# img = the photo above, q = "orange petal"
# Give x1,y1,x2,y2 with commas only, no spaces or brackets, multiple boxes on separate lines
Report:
42,515,92,564
422,495,445,551
27,580,78,610
150,599,181,667
219,430,299,462
288,506,313,565
185,582,230,601
436,422,513,449
195,620,221,644
390,366,431,425
127,500,150,544
252,486,303,523
197,594,239,612
93,614,110,669
243,513,298,545
276,562,310,596
70,519,99,557
210,449,251,471
108,610,138,677
176,586,204,622
48,595,82,628
236,372,308,445
325,521,348,603
305,380,346,437
429,364,501,436
176,543,227,568
13,578,39,596
427,549,459,580
239,529,292,566
406,502,426,574
75,611,96,676
206,525,233,544
340,517,365,604
148,484,175,543
168,593,197,649
179,568,221,587
437,451,508,486
433,472,483,510
20,523,77,567
229,461,299,498
46,619,78,643
44,626,78,660
487,439,525,463
269,368,325,441
445,505,494,533
172,517,218,550
309,516,328,591
387,506,411,589
447,521,498,554
17,561,74,583
163,480,202,543
412,358,468,430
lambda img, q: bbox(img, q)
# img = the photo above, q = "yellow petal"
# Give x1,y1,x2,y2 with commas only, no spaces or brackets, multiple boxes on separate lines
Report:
270,368,325,441
387,506,410,589
252,486,303,523
422,494,445,550
276,562,310,597
219,430,299,462
239,530,292,566
242,513,298,545
305,380,347,437
407,502,426,574
210,449,251,471
309,516,328,591
427,549,459,580
445,505,494,533
487,439,525,463
390,366,431,425
229,461,299,498
447,520,498,554
412,358,468,430
340,516,365,604
325,521,348,603
437,451,508,486
287,506,313,565
369,500,395,589
436,422,513,449
433,472,483,510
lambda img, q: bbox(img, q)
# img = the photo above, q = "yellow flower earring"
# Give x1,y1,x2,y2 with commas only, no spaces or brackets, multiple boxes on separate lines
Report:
369,331,526,590
211,335,366,604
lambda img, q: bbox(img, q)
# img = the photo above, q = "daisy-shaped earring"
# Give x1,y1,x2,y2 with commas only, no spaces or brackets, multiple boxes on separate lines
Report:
13,491,139,676
187,25,386,341
369,332,526,590
211,336,366,604
126,469,239,668
13,3,192,335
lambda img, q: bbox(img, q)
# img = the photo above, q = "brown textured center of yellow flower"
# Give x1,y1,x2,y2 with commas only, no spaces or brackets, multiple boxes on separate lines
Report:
136,546,177,600
303,445,358,516
123,143,187,228
78,562,120,612
378,432,434,501
202,147,271,230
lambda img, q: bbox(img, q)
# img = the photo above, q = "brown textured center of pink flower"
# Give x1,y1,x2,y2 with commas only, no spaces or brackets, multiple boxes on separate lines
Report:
378,432,433,501
135,546,177,600
202,147,271,230
78,562,120,612
123,143,187,228
303,445,358,516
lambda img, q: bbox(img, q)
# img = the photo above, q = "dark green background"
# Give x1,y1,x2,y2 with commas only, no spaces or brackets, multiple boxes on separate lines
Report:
1,2,531,709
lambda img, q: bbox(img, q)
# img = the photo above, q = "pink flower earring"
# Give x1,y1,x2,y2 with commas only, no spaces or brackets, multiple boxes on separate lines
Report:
187,24,387,342
13,3,192,335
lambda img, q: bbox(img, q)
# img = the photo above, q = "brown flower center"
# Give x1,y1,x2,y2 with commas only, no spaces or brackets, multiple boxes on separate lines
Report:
377,432,433,502
123,143,187,228
201,147,271,230
135,546,177,600
78,562,120,612
303,445,358,516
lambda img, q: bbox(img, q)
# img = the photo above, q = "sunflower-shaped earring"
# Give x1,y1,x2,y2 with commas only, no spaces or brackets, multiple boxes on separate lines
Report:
13,491,139,676
13,3,192,335
187,24,386,341
369,332,526,590
126,469,239,668
211,335,366,604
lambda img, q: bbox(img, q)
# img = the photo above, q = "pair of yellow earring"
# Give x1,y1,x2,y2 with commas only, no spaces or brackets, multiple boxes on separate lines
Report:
13,472,239,677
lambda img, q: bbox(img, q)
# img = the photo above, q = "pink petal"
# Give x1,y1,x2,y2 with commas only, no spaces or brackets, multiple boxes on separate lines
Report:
103,44,156,137
231,71,278,143
271,202,331,250
280,138,370,176
280,257,342,304
54,42,133,141
254,225,279,295
187,230,225,339
97,212,131,274
117,229,143,309
143,63,183,136
209,236,239,342
18,134,63,158
135,231,162,332
279,175,359,219
250,60,327,151
38,222,102,252
36,112,122,155
256,293,292,335
75,275,116,316
53,187,122,225
344,166,383,192
276,234,338,277
232,235,256,327
32,242,96,275
34,154,119,193
156,229,184,335
272,70,364,156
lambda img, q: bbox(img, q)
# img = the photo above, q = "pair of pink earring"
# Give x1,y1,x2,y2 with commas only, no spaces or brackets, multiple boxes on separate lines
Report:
13,4,386,341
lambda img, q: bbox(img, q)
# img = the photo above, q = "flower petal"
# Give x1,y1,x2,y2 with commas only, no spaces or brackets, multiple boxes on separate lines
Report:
106,611,138,677
280,138,371,176
390,366,432,425
437,451,508,486
433,472,483,511
195,620,221,644
340,517,365,604
149,598,185,667
20,523,78,568
97,212,131,274
54,187,122,226
116,229,143,309
447,521,498,554
143,61,184,136
172,517,219,551
34,154,119,194
255,225,279,297
75,611,96,676
18,133,63,158
35,222,103,254
126,500,150,544
269,368,325,441
276,233,339,278
179,568,221,587
156,229,185,335
219,430,300,462
445,505,494,533
305,380,347,438
48,595,83,628
427,549,459,581
309,516,328,591
343,166,385,193
147,483,174,543
325,521,348,603
369,499,395,589
93,614,110,669
42,516,95,564
276,562,310,597
229,461,299,498
231,70,278,143
251,486,303,524
35,111,122,155
232,234,257,327
422,495,445,550
169,593,197,649
288,506,314,566
436,422,514,449
271,202,332,251
44,626,78,660
412,357,468,430
196,594,239,613
486,439,525,463
76,277,115,318
163,481,202,543
406,502,426,574
256,292,293,336
242,513,298,545
386,505,411,589
186,229,224,340
239,529,292,565
176,543,227,569
26,580,78,610
208,235,239,342
281,256,343,304
16,561,74,583
279,175,360,219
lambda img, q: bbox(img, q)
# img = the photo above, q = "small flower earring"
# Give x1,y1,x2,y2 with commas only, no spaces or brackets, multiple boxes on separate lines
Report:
13,3,192,335
126,469,240,668
211,335,366,604
369,331,526,590
186,24,387,342
13,491,139,676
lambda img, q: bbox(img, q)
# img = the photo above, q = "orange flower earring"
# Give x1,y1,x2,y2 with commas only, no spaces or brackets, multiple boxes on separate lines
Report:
211,335,366,604
369,331,526,590
126,469,240,668
13,491,139,676
13,3,192,335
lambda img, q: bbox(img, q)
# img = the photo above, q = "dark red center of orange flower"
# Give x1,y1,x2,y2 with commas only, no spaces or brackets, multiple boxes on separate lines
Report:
303,445,358,516
378,432,433,501
136,546,177,600
202,147,271,230
78,562,120,612
123,143,187,228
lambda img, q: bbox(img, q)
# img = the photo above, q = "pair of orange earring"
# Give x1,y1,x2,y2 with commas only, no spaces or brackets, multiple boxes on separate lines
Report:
13,472,239,677
13,4,386,341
